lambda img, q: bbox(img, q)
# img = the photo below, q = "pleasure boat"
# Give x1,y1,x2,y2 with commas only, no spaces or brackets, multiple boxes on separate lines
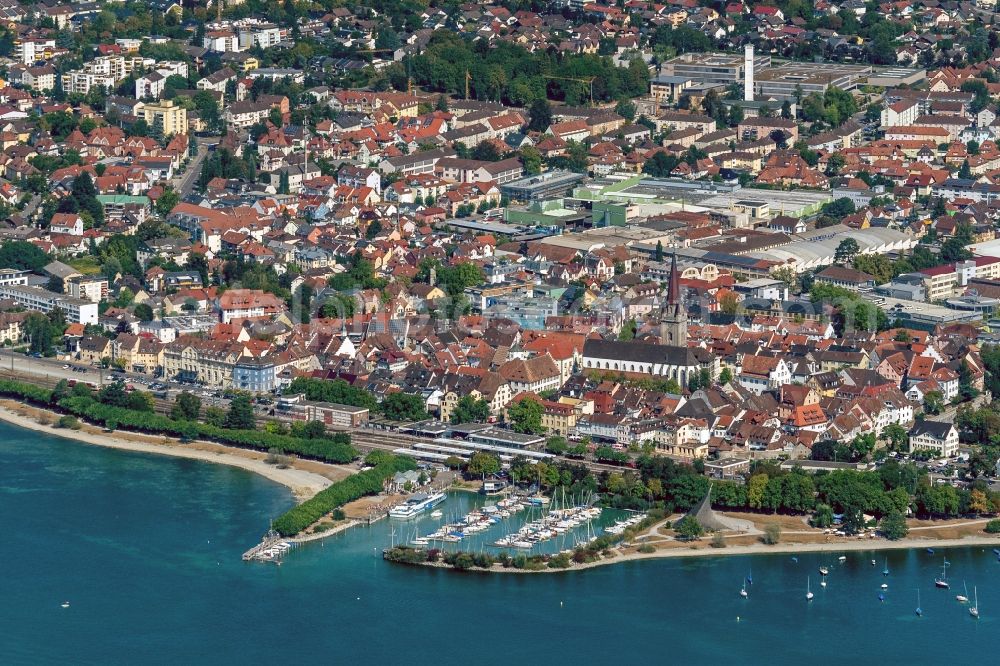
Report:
389,492,447,519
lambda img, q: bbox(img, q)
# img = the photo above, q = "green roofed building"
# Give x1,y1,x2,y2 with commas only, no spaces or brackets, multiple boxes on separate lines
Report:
95,195,152,222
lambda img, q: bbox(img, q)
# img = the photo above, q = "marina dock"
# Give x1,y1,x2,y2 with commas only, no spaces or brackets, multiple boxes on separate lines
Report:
243,529,293,563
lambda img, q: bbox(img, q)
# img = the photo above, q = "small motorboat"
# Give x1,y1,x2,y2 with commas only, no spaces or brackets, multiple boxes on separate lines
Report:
926,548,935,555
838,556,847,563
61,602,70,609
819,567,829,576
881,583,888,590
878,593,885,602
820,579,827,587
871,559,876,566
430,510,443,518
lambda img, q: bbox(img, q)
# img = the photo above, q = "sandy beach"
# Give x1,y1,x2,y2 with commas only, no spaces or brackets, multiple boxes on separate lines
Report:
0,402,340,502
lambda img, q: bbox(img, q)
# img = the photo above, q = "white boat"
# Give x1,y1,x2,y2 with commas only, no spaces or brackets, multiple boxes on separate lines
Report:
819,567,829,576
430,510,443,518
61,602,70,608
807,577,814,601
957,582,970,604
820,579,827,588
881,583,888,590
740,580,748,598
934,558,950,589
389,492,447,519
970,586,979,618
838,556,847,562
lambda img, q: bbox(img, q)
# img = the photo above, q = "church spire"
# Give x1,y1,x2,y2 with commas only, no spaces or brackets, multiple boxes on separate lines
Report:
660,250,688,348
667,251,680,306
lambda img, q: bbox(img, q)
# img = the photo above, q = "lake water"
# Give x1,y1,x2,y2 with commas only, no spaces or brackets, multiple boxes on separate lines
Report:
3,421,1000,665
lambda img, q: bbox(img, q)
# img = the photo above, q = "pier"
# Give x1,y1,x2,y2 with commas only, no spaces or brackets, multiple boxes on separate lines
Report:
242,529,292,563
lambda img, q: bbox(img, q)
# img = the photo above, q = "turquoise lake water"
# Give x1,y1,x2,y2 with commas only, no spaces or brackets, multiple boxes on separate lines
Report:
3,421,1000,665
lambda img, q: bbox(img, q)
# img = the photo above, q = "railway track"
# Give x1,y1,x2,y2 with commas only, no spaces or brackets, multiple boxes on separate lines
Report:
0,367,634,475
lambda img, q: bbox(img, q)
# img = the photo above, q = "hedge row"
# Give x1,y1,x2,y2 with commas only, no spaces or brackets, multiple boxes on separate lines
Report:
57,396,358,463
0,379,55,406
272,454,417,536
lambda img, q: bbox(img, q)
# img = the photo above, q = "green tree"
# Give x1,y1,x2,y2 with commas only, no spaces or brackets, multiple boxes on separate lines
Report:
133,303,154,322
545,436,568,455
170,391,202,421
451,395,490,423
225,394,256,430
508,397,544,435
467,451,501,476
882,423,908,452
618,318,637,341
155,188,180,217
528,98,552,132
380,392,428,421
674,515,704,541
520,146,542,175
835,238,861,264
23,312,54,354
747,473,769,510
0,241,49,272
922,390,944,416
879,511,908,540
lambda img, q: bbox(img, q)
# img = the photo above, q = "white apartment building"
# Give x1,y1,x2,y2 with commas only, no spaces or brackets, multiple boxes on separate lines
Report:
0,269,30,286
16,38,56,65
238,25,285,50
203,31,241,53
66,276,109,304
62,56,153,95
909,421,959,457
0,285,98,324
23,65,56,91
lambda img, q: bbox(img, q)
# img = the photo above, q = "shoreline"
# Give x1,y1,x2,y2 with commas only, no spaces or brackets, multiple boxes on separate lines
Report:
0,403,334,502
391,534,1000,575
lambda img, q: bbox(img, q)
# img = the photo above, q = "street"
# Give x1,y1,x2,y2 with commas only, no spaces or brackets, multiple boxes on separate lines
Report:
173,137,214,198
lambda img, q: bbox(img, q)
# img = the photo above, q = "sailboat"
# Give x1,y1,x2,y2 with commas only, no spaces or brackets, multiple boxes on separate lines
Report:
807,577,814,601
882,557,889,576
740,580,748,598
916,589,922,617
934,558,950,589
969,586,979,619
747,565,753,587
957,581,969,604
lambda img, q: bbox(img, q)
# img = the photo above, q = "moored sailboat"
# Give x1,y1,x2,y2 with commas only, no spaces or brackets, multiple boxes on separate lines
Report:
934,558,950,589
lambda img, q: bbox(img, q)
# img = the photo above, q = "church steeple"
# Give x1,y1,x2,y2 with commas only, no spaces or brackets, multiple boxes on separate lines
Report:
659,252,688,347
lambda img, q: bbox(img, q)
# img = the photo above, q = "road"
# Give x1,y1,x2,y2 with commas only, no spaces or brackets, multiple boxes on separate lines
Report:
934,393,988,424
174,138,214,198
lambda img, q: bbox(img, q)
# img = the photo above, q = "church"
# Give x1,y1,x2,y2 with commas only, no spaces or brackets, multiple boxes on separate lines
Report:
581,254,716,386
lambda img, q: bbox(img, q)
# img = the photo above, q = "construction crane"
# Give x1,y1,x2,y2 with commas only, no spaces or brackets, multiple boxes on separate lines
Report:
542,75,596,105
356,49,414,94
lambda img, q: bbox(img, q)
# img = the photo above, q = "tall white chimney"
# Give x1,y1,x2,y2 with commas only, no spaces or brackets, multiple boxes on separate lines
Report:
744,44,754,102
